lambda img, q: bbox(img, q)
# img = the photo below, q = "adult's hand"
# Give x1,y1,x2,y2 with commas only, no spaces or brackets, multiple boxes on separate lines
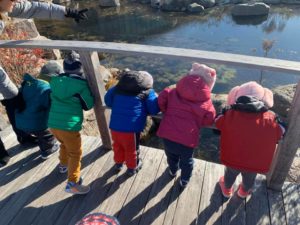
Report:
65,8,88,23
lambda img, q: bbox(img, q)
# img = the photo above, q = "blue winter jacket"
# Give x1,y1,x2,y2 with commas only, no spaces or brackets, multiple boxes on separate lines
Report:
104,86,160,132
15,74,51,132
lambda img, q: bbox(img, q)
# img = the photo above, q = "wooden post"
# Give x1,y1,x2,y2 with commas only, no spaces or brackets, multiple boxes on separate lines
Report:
79,51,112,150
267,81,300,191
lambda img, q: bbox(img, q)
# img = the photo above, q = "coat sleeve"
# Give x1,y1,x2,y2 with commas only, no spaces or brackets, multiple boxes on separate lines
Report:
104,86,116,108
158,88,171,113
40,89,51,110
75,85,94,111
145,89,160,115
9,1,66,20
0,67,18,100
201,101,216,126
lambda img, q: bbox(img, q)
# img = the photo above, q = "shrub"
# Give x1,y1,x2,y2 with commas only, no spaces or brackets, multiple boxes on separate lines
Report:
0,23,45,85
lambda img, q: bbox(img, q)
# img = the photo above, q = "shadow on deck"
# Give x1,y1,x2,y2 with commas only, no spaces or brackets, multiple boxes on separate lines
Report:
0,129,299,225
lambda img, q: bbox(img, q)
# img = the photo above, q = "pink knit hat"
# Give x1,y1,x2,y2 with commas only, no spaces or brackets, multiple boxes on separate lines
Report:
227,81,274,108
188,63,217,90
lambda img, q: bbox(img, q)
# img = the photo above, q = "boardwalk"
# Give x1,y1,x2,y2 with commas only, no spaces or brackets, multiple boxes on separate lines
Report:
0,127,299,225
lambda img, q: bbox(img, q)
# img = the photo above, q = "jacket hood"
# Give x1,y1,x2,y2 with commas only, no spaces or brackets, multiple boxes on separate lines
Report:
176,75,211,102
231,95,268,113
50,74,89,99
22,74,49,98
116,70,153,96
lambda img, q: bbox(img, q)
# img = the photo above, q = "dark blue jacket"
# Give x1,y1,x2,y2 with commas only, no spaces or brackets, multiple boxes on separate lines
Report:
104,86,159,132
15,74,51,132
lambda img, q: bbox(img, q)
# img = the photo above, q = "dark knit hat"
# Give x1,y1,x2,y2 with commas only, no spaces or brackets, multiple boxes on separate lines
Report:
40,60,63,77
63,51,84,75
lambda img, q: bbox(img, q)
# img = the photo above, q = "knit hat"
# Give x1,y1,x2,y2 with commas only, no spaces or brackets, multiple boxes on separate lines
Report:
40,60,63,77
63,51,84,75
75,213,120,225
188,63,217,90
227,81,274,108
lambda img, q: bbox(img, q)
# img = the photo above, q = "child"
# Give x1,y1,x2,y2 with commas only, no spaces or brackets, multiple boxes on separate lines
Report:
15,61,63,159
216,81,285,198
104,70,160,176
157,63,216,188
48,51,94,195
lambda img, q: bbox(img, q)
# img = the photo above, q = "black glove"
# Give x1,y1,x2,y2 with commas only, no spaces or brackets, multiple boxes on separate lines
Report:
65,8,88,23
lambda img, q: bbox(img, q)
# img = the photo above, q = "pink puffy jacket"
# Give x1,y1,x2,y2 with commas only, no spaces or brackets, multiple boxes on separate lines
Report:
157,75,216,148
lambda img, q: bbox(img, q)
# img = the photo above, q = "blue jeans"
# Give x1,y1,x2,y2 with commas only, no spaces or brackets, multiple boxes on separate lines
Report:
163,138,194,183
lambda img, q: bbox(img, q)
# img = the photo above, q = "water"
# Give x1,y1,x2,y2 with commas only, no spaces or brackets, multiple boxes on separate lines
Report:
35,1,300,162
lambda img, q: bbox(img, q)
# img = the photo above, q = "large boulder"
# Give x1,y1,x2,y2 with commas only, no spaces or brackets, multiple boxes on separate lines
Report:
232,3,270,17
187,3,205,13
99,0,120,7
160,0,187,11
194,0,215,8
262,0,281,4
281,0,300,4
11,18,40,39
272,84,296,123
151,0,161,8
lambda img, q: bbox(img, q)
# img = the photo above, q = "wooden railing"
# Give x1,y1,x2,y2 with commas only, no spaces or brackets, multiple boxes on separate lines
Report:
0,39,299,191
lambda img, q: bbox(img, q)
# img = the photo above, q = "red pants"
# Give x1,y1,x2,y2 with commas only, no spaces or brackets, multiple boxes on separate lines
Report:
111,130,140,169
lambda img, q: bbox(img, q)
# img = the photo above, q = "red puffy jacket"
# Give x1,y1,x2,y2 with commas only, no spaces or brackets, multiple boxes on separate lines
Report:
215,110,284,173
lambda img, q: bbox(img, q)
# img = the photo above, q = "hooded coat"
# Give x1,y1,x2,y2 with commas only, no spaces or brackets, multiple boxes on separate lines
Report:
104,71,160,133
15,74,51,132
157,75,216,148
48,74,94,131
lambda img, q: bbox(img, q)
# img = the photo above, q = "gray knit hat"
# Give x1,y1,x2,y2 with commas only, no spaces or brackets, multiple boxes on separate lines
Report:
40,60,64,77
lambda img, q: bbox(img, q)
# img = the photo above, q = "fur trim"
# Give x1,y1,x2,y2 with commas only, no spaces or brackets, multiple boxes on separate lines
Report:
188,63,216,90
227,81,273,108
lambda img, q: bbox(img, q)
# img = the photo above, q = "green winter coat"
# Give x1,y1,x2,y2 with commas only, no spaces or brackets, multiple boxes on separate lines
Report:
48,74,94,131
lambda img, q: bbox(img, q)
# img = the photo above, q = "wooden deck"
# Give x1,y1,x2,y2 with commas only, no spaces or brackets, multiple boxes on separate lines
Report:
0,129,299,225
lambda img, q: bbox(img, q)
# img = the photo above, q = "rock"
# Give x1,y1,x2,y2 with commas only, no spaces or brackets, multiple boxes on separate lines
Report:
263,0,281,4
99,0,120,7
272,84,296,123
99,65,113,83
211,93,227,113
52,0,71,3
11,19,40,39
281,0,300,4
161,0,187,11
151,0,161,8
31,35,62,60
232,3,270,17
194,0,215,8
187,3,205,13
140,0,151,3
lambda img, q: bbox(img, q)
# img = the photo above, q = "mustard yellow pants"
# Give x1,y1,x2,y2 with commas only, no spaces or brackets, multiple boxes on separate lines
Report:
50,128,82,183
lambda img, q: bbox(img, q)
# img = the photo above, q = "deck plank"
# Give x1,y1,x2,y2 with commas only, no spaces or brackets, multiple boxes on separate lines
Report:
172,159,206,225
197,162,223,225
95,148,148,216
267,189,287,225
221,174,246,225
138,154,178,225
8,136,99,225
117,148,164,225
0,134,297,225
30,136,101,225
53,142,112,225
282,182,300,225
246,175,271,225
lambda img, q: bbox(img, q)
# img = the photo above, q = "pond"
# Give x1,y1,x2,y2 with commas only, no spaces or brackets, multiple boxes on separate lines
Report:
36,1,300,162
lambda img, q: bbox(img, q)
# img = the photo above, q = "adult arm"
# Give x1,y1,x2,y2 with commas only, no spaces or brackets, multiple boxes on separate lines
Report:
0,67,18,101
9,1,66,20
